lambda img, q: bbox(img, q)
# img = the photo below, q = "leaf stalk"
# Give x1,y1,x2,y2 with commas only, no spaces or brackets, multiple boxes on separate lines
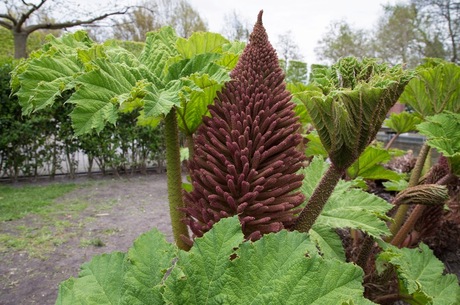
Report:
164,108,191,250
293,163,344,232
389,142,430,237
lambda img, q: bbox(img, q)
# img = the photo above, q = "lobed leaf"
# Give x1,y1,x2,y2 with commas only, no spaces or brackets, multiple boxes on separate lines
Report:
56,252,127,305
175,32,229,59
399,61,460,117
56,229,177,305
417,111,460,174
140,27,179,77
347,145,404,181
384,111,422,134
56,216,375,305
176,73,228,134
377,243,460,305
163,217,244,304
15,55,82,115
121,228,177,305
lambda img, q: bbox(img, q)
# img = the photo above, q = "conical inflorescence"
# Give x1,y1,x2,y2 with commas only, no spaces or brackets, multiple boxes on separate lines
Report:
182,11,306,243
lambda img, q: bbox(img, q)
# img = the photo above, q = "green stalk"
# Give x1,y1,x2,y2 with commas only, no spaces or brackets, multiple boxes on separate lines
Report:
293,163,344,233
186,133,195,160
389,142,430,237
356,235,374,271
164,108,191,251
384,132,400,150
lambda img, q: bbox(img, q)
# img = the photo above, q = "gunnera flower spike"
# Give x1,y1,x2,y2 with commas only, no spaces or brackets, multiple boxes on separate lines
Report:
182,10,306,244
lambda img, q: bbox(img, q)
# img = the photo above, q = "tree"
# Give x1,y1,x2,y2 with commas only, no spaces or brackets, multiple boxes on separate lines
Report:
372,4,422,67
276,31,302,68
275,31,308,83
170,0,207,38
112,2,161,42
0,0,130,58
111,0,206,42
286,60,308,83
221,10,250,42
412,0,460,63
315,20,371,64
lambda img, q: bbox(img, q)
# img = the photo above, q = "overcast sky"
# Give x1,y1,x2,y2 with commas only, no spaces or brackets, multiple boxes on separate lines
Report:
187,0,403,64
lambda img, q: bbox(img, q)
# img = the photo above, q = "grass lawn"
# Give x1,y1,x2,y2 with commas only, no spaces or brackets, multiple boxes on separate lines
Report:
0,183,79,221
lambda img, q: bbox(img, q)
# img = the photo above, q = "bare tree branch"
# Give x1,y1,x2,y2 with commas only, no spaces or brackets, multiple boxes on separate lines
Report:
23,7,131,33
0,19,13,29
17,0,47,30
0,13,16,28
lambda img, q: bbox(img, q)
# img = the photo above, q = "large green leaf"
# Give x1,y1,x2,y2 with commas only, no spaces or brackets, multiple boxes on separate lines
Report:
56,229,177,305
300,158,392,242
56,252,127,305
164,216,373,305
417,111,460,174
121,229,177,305
13,27,234,137
304,131,328,158
163,217,245,304
68,59,155,135
14,55,81,115
223,230,373,305
286,82,317,125
377,243,460,305
384,111,423,134
56,216,375,305
399,61,460,117
11,31,97,113
177,74,224,134
139,27,179,78
175,32,229,59
347,145,404,181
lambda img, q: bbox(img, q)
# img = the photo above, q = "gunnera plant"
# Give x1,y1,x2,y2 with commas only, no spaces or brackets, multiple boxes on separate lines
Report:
182,10,306,243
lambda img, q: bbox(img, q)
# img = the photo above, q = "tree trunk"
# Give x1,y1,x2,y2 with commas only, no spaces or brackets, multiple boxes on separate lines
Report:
13,30,29,59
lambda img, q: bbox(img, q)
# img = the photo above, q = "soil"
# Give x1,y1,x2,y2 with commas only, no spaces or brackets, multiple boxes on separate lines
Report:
0,173,173,305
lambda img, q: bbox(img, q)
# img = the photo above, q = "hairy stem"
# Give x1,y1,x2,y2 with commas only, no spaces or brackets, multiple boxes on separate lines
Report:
356,235,374,271
391,172,454,247
384,132,400,150
389,142,431,236
164,108,191,251
391,204,426,247
293,163,344,232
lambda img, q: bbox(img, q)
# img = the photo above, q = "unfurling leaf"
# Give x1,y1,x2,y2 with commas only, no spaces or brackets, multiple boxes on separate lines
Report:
393,184,449,206
305,57,413,170
183,11,306,241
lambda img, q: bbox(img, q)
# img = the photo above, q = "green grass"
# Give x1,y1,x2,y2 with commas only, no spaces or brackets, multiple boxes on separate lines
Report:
0,183,79,221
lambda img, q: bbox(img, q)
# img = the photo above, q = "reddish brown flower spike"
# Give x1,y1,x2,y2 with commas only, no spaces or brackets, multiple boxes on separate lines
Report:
182,10,306,243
